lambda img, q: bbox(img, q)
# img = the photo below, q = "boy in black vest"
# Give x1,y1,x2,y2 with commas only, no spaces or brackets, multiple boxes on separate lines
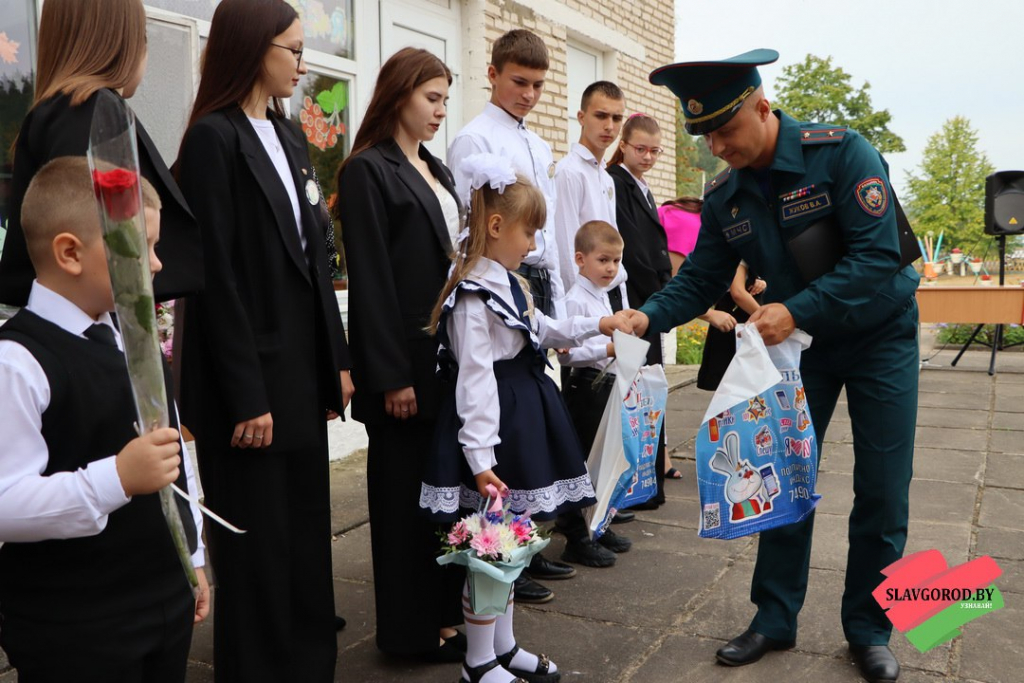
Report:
0,156,209,683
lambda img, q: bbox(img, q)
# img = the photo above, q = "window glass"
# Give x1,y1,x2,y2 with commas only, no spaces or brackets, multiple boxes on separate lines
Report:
1,0,36,241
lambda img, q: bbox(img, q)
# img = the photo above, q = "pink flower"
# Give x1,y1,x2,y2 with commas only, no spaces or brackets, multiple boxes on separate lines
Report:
447,521,469,546
510,519,534,544
469,526,503,560
161,338,174,362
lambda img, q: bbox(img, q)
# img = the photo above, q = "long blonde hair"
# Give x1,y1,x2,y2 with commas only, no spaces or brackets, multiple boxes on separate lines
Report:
428,175,547,332
33,0,148,107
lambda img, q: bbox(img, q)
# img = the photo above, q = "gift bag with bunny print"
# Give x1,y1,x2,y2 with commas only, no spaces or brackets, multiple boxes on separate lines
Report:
695,324,821,540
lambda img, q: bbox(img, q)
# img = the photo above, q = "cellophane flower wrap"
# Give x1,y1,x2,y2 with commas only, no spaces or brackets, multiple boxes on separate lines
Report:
87,94,198,595
437,484,549,615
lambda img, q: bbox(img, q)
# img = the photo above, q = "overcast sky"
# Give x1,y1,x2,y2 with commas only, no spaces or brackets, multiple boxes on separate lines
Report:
673,0,1024,196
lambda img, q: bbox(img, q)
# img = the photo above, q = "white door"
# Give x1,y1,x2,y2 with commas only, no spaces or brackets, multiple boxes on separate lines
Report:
566,42,603,149
379,0,461,159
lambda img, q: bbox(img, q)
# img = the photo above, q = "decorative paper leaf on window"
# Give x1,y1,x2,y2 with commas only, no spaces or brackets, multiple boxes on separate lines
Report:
0,32,20,65
316,82,348,116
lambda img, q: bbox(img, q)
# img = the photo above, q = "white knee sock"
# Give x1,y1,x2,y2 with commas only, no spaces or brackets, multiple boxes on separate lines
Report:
462,581,517,683
494,589,558,674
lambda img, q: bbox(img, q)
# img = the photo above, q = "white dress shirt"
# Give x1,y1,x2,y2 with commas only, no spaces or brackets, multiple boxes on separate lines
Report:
554,142,628,295
448,103,565,315
0,282,205,567
446,258,601,475
624,165,655,208
248,116,306,254
557,273,632,371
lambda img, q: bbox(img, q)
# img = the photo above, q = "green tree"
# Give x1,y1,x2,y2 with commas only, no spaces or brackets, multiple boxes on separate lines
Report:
774,55,905,154
904,116,994,250
674,108,724,198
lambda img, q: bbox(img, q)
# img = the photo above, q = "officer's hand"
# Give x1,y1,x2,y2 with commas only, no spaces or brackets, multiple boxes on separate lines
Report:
749,303,795,345
624,310,650,337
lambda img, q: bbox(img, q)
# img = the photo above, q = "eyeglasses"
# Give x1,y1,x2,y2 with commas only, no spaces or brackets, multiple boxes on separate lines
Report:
270,43,304,65
625,142,663,157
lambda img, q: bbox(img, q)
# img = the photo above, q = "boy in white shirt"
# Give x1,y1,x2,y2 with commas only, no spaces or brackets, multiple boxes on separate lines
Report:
448,29,565,318
554,81,627,301
556,220,633,567
0,157,208,682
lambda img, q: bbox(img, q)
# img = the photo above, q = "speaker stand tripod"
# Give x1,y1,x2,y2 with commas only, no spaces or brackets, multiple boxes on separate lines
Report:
950,235,1024,375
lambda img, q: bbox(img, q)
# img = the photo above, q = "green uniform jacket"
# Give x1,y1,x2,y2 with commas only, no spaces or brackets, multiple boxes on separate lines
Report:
642,111,919,342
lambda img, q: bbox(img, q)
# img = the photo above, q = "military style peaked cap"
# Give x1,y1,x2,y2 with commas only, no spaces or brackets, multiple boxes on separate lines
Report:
649,49,779,135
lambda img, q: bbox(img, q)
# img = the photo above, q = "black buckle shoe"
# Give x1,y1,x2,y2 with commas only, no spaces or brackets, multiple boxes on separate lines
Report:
496,644,561,683
527,553,577,580
513,575,554,604
849,645,899,682
597,528,632,553
560,539,616,567
715,629,795,666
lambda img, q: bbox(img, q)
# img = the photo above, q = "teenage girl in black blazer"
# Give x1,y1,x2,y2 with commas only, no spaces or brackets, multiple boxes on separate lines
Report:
175,1,352,680
0,0,202,308
335,48,466,661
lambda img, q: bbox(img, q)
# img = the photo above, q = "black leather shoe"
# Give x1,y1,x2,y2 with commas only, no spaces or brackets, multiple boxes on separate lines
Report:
597,528,632,553
561,538,616,567
611,511,635,524
513,575,554,604
335,615,346,631
527,553,577,580
849,645,899,682
715,629,795,666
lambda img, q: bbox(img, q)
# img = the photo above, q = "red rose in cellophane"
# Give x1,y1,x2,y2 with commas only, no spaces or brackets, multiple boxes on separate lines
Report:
92,168,140,221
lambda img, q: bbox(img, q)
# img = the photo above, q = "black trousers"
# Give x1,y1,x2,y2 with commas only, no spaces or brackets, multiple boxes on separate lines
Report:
198,424,337,683
366,420,464,655
1,588,194,683
516,263,554,317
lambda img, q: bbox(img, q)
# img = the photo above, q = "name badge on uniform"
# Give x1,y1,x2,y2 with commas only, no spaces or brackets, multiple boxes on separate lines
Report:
305,179,320,205
547,162,556,179
781,192,831,222
722,220,752,243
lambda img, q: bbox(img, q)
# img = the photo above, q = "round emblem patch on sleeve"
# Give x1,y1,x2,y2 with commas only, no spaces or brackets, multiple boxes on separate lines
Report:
855,177,889,216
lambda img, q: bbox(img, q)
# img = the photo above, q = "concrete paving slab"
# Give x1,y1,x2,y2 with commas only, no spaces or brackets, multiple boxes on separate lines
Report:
974,527,1024,561
815,472,853,516
913,426,987,451
992,558,1024,595
977,487,1024,530
907,479,979,526
917,376,987,394
985,452,1024,490
909,448,986,485
331,523,376,583
329,451,370,533
958,600,1022,683
681,559,758,642
914,407,990,429
991,411,1023,430
994,383,1024,402
819,443,854,475
915,391,983,409
988,429,1024,454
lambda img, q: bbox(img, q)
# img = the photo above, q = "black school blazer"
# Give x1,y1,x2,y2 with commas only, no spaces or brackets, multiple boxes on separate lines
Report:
174,106,350,451
336,139,457,425
607,164,672,308
0,89,203,307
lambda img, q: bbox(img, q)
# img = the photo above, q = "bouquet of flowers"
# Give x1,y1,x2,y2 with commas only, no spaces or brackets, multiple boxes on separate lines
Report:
437,484,550,615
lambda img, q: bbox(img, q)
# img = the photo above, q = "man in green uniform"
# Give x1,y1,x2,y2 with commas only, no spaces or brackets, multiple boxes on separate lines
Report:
628,50,919,683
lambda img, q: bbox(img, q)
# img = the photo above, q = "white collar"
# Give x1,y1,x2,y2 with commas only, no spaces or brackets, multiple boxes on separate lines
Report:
469,257,515,291
623,165,649,192
26,281,118,341
575,272,615,302
570,142,605,169
483,102,527,131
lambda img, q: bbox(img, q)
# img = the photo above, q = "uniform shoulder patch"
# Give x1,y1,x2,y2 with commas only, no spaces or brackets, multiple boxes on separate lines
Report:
799,127,847,145
704,167,733,196
855,176,889,217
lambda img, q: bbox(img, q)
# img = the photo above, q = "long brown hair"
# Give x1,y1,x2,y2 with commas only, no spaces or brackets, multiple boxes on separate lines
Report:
183,0,298,134
428,175,546,332
336,48,451,182
608,113,661,167
662,196,703,213
32,0,147,108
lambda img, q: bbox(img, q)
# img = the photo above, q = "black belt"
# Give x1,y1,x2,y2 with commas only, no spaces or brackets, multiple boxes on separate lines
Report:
516,263,550,281
569,367,616,386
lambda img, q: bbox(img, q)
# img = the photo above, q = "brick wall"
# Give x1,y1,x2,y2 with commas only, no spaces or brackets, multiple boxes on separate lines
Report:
473,0,679,203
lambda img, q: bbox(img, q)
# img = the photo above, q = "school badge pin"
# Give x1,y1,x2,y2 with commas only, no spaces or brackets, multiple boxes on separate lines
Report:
855,176,888,217
731,206,739,219
548,162,556,179
687,99,704,115
305,178,320,205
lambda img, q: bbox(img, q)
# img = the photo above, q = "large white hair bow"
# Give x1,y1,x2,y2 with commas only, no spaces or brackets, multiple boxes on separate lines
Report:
459,153,518,206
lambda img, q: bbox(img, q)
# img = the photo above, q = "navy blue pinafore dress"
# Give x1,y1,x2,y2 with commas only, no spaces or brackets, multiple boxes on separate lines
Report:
419,277,597,522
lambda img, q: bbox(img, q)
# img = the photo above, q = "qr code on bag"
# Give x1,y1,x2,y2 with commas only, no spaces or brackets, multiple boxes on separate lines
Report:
702,503,721,531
